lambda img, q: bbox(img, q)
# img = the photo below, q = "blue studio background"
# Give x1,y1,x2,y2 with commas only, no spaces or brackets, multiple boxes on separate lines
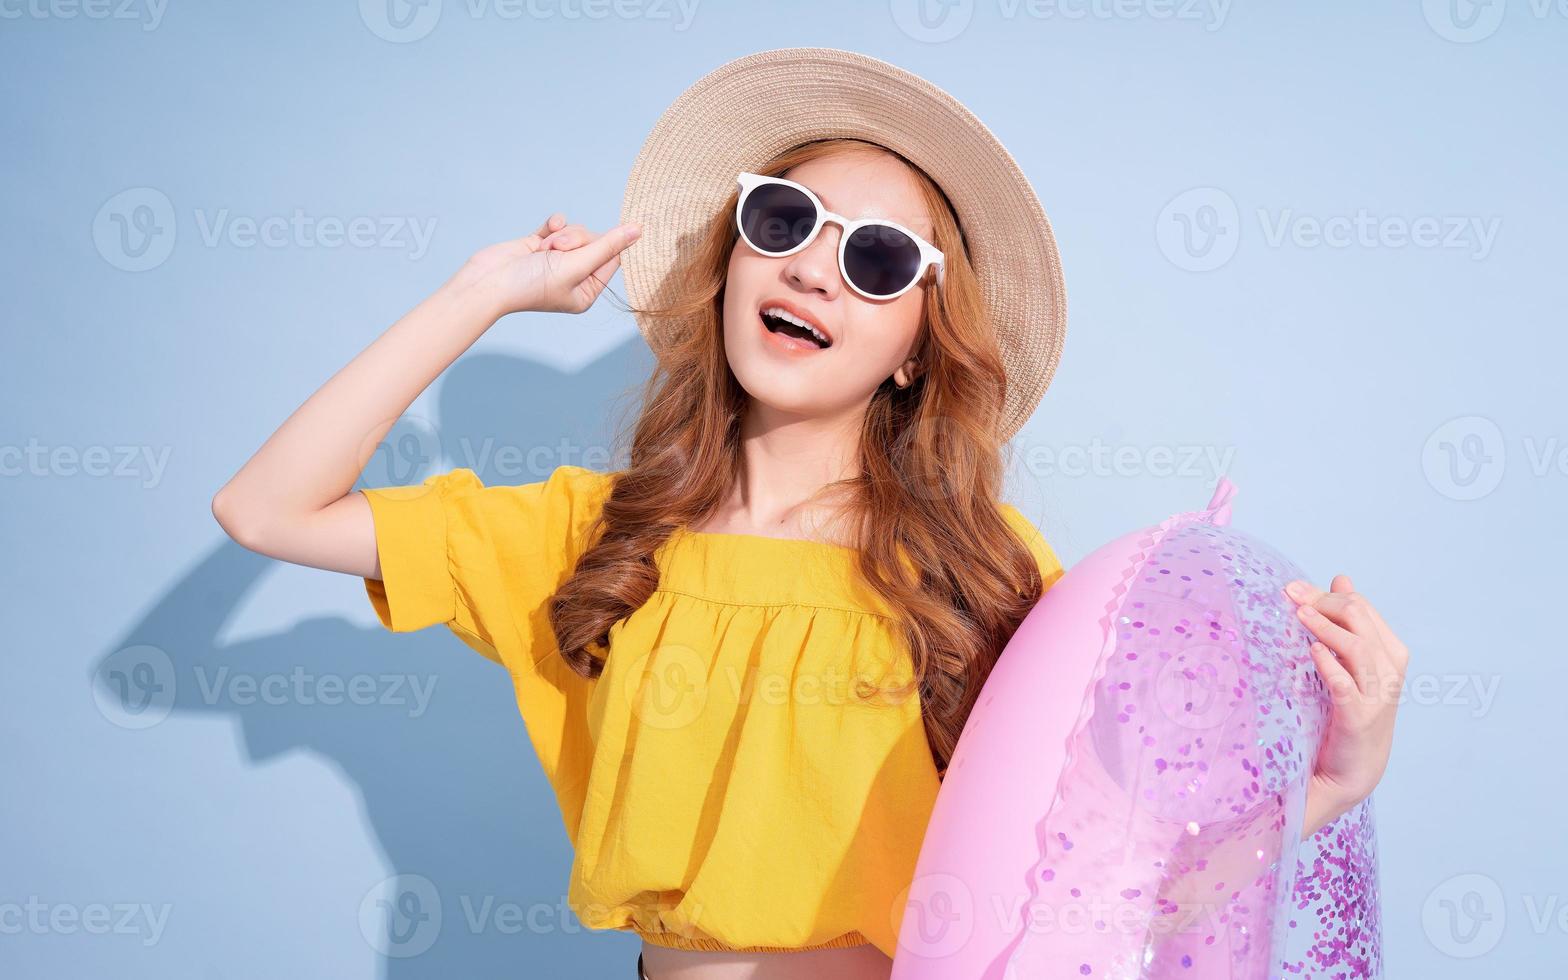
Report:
3,2,1563,977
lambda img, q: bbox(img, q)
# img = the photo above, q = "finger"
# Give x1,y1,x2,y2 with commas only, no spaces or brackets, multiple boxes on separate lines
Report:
1308,640,1359,706
1286,577,1372,649
1295,603,1370,687
1290,576,1406,683
1311,587,1403,678
515,213,566,251
1283,579,1327,606
585,252,622,294
568,251,623,310
1335,574,1405,664
558,223,641,278
570,255,624,308
1325,573,1381,639
535,213,566,238
1285,579,1375,644
1301,592,1379,639
543,223,591,250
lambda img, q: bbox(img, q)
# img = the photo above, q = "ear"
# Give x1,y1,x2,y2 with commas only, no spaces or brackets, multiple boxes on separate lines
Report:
893,355,921,388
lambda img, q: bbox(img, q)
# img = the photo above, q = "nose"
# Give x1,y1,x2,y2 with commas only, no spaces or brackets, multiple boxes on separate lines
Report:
782,223,842,299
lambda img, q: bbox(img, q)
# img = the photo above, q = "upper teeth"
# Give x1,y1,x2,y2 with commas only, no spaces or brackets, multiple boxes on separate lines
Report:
763,306,830,346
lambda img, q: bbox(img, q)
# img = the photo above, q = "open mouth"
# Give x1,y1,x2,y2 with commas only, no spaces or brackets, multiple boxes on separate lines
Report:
760,305,832,350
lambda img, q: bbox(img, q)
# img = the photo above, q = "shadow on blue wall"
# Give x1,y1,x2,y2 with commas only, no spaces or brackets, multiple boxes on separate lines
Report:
95,338,656,979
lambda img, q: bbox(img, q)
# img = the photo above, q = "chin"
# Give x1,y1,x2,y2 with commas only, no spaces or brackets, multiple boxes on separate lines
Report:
724,357,824,414
722,312,849,419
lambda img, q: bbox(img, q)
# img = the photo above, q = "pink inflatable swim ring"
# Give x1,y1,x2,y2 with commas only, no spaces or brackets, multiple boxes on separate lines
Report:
893,478,1382,980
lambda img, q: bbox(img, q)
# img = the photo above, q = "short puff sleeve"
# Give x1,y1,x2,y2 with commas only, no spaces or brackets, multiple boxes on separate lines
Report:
360,464,616,668
361,465,617,824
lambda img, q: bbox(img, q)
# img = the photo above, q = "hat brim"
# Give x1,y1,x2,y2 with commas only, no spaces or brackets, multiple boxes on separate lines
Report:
619,46,1066,442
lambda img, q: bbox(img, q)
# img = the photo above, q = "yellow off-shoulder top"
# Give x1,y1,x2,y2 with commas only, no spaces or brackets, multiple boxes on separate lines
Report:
360,464,1065,960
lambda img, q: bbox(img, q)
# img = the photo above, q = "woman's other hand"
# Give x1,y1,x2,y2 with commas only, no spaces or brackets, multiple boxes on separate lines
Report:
1286,574,1411,838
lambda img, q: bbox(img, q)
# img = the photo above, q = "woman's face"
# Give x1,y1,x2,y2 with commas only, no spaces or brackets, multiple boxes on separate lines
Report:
721,151,931,430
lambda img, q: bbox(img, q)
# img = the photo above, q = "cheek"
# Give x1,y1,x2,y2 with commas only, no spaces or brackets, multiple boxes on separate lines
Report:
720,270,741,344
856,294,923,367
721,247,763,333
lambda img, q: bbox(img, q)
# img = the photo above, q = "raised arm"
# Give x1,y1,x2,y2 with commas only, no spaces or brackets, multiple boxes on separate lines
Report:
210,215,642,579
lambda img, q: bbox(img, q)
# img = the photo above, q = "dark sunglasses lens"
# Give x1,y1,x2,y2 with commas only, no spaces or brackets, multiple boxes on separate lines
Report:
739,182,817,254
844,224,923,297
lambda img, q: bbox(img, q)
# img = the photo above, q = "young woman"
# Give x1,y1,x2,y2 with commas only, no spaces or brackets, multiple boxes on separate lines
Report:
212,48,1405,980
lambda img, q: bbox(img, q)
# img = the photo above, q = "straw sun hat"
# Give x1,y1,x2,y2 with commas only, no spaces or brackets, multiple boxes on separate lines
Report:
617,46,1067,443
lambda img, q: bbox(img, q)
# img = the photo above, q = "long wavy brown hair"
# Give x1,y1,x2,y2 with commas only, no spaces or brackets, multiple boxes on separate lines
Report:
548,137,1048,776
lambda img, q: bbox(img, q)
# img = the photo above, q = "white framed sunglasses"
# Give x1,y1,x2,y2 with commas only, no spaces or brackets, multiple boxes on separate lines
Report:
734,171,946,300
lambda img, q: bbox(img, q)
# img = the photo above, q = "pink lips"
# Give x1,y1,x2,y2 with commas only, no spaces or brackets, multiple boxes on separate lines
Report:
759,310,828,354
758,298,834,346
755,302,834,359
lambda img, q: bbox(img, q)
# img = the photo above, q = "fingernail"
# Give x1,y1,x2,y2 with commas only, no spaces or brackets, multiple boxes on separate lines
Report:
626,223,642,239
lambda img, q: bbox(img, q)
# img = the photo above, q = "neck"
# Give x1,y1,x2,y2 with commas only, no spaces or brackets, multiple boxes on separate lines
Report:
723,400,863,534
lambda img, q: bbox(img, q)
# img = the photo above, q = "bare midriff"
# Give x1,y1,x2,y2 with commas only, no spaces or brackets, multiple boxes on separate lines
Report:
638,935,893,979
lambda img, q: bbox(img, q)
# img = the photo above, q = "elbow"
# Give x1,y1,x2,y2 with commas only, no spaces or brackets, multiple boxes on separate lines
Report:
211,485,271,553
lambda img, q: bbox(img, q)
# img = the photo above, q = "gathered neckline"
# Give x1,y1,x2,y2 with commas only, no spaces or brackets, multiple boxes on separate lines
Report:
677,528,859,553
656,526,890,617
